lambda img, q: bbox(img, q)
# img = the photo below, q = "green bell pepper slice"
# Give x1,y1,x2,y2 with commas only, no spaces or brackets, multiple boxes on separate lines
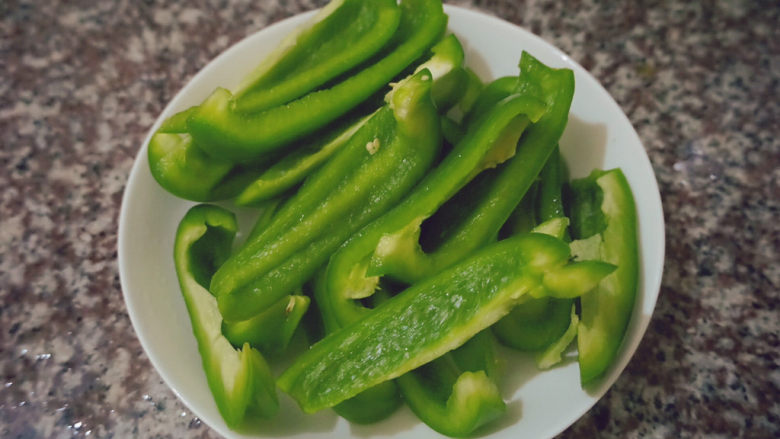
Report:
362,52,574,286
536,304,579,369
310,272,403,424
233,0,401,113
188,0,447,163
323,93,546,317
212,69,442,322
278,233,614,413
493,150,576,353
233,33,466,206
148,107,272,202
173,204,278,428
567,168,639,384
462,75,517,127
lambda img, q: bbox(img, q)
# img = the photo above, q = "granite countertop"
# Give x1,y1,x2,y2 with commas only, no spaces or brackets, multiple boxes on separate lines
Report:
1,0,778,437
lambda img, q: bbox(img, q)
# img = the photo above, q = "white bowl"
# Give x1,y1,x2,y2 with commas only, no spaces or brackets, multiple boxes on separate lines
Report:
118,5,665,439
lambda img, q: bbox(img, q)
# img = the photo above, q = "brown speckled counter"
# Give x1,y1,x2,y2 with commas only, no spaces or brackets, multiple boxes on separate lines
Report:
1,0,778,437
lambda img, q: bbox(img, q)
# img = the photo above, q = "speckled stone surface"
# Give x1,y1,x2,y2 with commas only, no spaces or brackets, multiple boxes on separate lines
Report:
1,0,778,437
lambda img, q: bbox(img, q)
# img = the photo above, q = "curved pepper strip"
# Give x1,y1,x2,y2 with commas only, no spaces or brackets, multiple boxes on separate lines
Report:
455,67,484,116
323,93,546,314
278,233,615,413
173,205,278,428
233,0,401,113
364,52,575,285
494,150,577,352
567,168,639,384
187,0,447,163
211,69,442,322
233,33,466,206
396,330,505,437
148,105,283,202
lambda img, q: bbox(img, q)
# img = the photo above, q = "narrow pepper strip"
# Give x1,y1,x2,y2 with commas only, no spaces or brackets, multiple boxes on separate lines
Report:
493,150,576,352
212,69,442,322
233,0,401,113
278,233,614,413
173,205,278,428
567,168,639,384
187,0,447,163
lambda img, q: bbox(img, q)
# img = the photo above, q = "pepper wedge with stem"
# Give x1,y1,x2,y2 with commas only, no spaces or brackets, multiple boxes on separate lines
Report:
173,204,278,428
233,0,401,113
278,233,615,413
233,34,467,206
187,0,447,163
148,0,399,200
212,69,442,322
323,93,546,317
566,168,639,384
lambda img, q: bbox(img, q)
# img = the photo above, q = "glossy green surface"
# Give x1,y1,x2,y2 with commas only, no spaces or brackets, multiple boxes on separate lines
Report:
212,70,441,322
234,0,401,113
325,93,546,310
279,234,574,413
187,0,447,163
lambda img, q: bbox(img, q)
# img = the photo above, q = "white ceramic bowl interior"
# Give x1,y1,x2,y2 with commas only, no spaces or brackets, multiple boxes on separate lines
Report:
119,5,665,439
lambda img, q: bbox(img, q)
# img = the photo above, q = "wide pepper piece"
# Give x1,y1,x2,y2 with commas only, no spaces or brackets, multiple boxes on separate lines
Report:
212,69,442,322
173,205,278,428
278,233,614,413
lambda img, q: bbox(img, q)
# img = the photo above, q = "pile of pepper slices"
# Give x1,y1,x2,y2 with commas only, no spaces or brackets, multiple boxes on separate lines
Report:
150,0,639,436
